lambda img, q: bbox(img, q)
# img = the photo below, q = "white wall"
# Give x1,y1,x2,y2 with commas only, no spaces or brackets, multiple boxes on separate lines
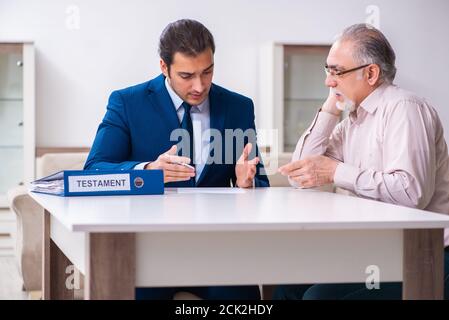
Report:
1,0,448,146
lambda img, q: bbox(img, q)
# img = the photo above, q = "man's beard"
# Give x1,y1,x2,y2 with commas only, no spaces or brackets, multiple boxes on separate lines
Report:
330,87,356,112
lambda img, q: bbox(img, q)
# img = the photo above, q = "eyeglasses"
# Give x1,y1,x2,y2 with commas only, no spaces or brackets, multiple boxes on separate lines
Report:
324,64,370,77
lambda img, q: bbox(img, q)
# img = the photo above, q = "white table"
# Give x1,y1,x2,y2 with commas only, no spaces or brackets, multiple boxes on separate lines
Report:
30,187,449,300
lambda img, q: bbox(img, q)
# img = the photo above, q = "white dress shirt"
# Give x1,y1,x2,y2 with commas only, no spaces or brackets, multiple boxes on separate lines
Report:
291,83,449,246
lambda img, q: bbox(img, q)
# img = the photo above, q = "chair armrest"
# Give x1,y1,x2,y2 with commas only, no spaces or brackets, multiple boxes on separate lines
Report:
7,186,43,291
6,186,29,206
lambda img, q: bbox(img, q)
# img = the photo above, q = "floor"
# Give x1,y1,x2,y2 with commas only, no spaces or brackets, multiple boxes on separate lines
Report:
0,209,16,257
0,208,35,300
0,256,29,300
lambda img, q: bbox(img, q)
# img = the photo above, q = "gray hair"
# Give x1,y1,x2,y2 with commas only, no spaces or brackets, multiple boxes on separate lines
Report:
337,24,397,84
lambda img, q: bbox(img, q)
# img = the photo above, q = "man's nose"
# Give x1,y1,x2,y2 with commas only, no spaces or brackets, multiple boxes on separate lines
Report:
325,74,337,88
192,77,204,92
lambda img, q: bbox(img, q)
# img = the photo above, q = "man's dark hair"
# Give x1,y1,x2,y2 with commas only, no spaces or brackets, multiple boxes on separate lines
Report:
159,19,215,72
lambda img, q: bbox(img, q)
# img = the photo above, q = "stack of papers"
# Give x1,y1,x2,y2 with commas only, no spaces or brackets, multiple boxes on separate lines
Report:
30,171,65,194
165,188,247,194
30,179,64,194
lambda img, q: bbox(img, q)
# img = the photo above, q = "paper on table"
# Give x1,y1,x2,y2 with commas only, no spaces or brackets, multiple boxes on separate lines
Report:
169,188,247,194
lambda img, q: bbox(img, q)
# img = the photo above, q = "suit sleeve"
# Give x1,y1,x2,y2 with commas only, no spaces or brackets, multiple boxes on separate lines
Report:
84,90,141,170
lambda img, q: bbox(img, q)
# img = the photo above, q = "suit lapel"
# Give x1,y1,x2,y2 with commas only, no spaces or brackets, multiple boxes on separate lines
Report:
196,85,226,186
146,74,180,131
208,85,226,138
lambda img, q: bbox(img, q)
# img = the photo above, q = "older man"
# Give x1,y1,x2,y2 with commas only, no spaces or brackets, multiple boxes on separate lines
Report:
276,24,449,299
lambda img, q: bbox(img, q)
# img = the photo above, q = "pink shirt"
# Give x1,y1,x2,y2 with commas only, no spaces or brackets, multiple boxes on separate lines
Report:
291,83,449,246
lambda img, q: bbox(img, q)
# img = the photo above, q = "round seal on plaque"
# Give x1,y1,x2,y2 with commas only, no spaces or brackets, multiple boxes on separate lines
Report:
134,177,144,188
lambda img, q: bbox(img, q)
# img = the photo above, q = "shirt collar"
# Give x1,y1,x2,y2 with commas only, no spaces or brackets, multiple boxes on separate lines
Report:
164,77,208,112
358,82,391,114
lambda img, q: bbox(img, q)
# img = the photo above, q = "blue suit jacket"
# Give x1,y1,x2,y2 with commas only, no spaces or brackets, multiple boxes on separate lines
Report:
84,74,270,188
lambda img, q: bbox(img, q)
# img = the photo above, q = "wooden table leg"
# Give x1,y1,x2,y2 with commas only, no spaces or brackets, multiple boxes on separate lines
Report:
42,209,74,300
403,229,444,300
84,233,135,300
262,285,276,300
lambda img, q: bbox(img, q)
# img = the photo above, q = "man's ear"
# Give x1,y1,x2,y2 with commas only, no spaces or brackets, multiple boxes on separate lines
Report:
367,64,380,86
160,59,169,78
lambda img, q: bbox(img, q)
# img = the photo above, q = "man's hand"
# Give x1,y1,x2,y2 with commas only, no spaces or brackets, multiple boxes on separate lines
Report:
322,88,343,116
145,145,195,183
235,143,259,188
278,155,338,188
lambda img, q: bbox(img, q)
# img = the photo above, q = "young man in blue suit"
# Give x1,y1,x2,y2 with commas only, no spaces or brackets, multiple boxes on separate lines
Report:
84,19,269,299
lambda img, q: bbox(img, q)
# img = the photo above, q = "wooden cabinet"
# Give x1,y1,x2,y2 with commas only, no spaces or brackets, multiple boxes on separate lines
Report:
258,43,330,154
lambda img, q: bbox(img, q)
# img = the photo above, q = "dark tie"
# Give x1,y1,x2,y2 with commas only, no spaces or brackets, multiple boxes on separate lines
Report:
180,101,195,186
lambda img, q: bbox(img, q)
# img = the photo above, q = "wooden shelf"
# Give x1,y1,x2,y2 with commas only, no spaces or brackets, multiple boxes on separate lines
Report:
0,98,22,102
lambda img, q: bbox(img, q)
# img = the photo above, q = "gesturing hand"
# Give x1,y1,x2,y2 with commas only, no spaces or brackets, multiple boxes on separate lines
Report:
145,145,195,183
278,155,338,188
235,143,259,188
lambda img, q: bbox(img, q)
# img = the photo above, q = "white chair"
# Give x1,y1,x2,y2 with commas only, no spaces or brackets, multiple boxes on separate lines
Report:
7,152,88,292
